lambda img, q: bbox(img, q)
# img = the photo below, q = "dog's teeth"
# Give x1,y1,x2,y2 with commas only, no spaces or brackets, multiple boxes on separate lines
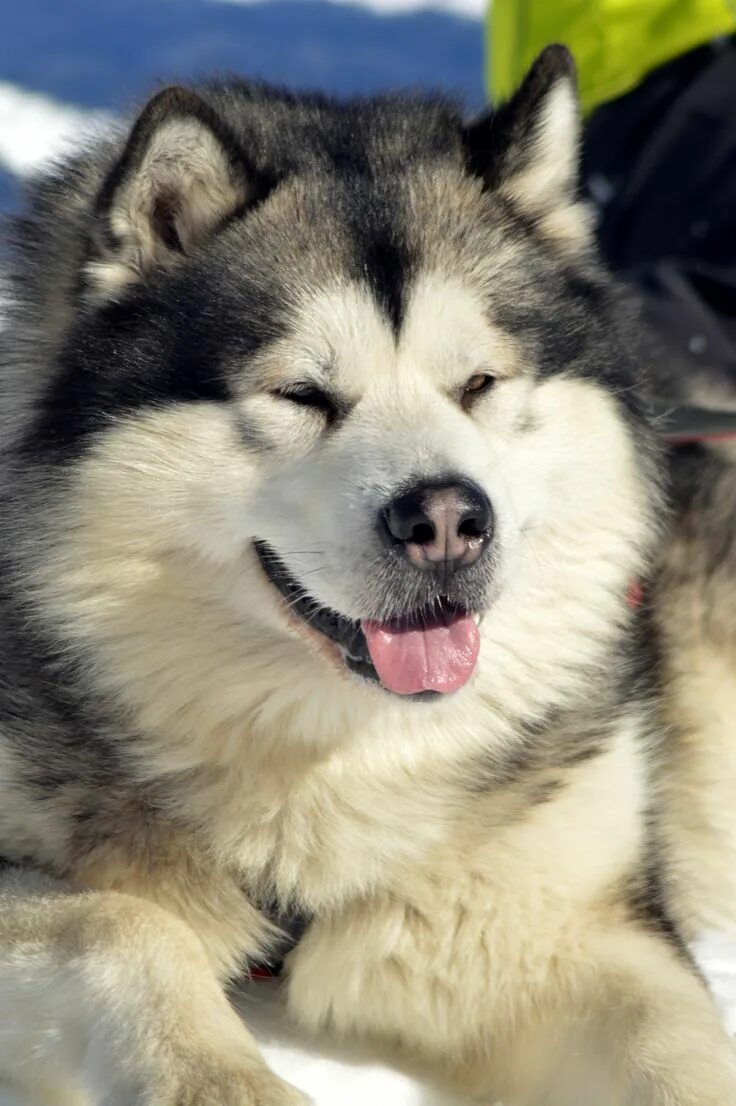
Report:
471,611,481,625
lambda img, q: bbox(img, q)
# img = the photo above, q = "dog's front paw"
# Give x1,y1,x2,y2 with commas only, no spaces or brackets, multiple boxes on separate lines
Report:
235,1067,311,1106
156,1061,311,1106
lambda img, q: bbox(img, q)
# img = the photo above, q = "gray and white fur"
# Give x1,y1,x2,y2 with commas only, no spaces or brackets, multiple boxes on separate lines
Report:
0,45,735,1106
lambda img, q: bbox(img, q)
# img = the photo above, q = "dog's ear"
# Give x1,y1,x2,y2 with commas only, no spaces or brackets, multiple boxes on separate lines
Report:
87,87,261,299
464,45,588,246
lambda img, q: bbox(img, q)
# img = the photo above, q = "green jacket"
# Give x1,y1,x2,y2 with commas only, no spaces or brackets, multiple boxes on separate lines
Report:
488,0,736,112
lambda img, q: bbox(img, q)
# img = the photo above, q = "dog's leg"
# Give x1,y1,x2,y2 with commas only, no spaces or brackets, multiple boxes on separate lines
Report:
575,926,736,1106
522,925,736,1106
0,869,308,1106
287,895,736,1105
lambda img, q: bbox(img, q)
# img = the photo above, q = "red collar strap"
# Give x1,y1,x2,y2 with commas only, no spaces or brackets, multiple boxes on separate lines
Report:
625,404,736,611
656,403,736,446
627,581,645,610
251,965,279,979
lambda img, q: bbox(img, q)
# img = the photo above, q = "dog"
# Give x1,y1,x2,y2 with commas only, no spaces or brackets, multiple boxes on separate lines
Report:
1,43,735,1105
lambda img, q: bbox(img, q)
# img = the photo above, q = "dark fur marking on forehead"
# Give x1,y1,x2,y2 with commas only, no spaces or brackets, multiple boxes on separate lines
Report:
336,172,413,338
362,227,408,337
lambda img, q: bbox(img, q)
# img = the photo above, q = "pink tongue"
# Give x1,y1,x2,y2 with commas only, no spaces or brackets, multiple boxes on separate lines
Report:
361,612,480,696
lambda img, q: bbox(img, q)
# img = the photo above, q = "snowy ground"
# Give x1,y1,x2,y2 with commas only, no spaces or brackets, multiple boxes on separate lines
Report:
1,938,736,1105
1,1,736,1102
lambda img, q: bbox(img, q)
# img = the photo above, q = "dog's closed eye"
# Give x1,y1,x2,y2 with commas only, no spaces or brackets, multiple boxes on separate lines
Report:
272,383,338,423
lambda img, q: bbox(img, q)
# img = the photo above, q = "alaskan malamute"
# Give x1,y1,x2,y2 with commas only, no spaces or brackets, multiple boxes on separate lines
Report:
1,45,735,1105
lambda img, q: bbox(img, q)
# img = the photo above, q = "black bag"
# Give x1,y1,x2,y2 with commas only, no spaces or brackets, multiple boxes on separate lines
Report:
582,35,736,437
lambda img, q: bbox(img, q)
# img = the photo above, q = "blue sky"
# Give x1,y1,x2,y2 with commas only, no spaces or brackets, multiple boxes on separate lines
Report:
0,0,485,211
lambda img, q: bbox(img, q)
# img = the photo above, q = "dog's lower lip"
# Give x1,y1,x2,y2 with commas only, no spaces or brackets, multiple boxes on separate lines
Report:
253,539,378,681
253,540,477,694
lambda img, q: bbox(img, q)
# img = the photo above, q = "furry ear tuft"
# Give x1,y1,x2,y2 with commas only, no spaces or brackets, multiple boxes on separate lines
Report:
87,87,255,299
464,45,589,249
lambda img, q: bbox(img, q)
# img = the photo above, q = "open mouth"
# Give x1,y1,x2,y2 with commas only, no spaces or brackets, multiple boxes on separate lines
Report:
254,541,481,697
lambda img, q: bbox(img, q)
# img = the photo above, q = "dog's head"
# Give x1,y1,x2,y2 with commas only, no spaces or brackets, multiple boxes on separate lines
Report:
26,47,660,719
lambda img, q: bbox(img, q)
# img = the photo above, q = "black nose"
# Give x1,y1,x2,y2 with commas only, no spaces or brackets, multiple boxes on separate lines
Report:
381,479,493,573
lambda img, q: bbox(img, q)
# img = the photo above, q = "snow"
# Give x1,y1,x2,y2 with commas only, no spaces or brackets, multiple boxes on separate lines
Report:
0,939,734,1104
693,931,736,1036
214,0,485,17
0,83,112,177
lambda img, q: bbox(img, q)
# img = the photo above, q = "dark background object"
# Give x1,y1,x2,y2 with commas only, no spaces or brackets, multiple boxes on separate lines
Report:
583,36,736,394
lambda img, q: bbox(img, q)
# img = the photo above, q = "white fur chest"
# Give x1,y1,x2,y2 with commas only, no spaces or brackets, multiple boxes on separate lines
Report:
197,702,478,911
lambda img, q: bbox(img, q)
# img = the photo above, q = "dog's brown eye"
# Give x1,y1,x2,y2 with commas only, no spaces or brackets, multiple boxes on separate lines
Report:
461,373,494,410
274,384,336,421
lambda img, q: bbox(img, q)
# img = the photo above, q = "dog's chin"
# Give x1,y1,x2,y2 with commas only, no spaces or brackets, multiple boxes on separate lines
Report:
253,540,481,701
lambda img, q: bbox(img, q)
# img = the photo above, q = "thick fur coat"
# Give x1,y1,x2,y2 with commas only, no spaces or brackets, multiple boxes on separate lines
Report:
0,45,735,1106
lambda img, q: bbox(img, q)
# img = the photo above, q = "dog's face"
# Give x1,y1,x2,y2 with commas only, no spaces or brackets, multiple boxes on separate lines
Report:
30,48,659,714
